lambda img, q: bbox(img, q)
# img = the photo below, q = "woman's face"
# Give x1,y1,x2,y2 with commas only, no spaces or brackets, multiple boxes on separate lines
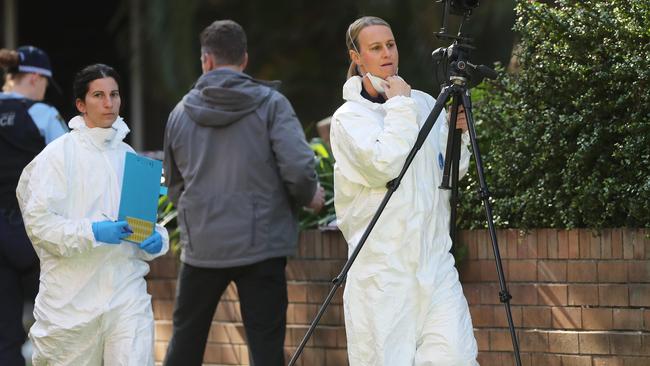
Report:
352,25,399,79
76,77,120,129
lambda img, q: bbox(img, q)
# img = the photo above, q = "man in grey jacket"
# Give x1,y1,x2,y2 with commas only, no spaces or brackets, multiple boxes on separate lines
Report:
162,19,324,366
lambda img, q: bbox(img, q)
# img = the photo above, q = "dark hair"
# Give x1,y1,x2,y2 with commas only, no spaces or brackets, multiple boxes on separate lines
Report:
200,20,247,66
0,48,20,71
73,63,121,101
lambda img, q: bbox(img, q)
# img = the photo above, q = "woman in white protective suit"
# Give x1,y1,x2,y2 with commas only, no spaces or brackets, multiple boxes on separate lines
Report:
330,16,479,365
16,63,169,365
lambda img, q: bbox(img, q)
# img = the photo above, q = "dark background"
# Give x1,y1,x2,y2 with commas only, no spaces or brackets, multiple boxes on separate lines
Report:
2,0,516,150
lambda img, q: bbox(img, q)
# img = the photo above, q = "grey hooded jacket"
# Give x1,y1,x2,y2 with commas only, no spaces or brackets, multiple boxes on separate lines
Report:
163,68,317,268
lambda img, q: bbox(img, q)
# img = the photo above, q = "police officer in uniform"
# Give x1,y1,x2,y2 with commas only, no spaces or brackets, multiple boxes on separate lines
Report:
0,45,67,366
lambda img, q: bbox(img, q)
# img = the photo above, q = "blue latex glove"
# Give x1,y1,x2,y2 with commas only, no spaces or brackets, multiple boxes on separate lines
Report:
139,231,163,254
92,220,132,244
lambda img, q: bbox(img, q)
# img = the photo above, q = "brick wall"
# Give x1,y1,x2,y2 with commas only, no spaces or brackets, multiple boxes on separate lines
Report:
147,228,650,365
459,228,650,366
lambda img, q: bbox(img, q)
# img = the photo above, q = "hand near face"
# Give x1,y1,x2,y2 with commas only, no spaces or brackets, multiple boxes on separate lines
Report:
384,76,411,99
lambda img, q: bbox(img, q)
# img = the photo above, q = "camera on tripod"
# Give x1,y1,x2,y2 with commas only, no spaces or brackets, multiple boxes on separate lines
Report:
431,0,495,91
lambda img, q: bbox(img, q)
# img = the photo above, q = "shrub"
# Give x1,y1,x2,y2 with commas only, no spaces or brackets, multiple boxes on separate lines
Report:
459,0,650,229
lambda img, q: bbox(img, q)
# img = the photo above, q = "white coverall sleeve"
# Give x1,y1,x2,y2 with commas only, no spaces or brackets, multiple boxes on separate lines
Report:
137,223,170,261
333,96,420,188
16,152,97,258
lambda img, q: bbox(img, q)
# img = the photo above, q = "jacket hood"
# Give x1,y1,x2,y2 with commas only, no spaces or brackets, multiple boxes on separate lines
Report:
342,76,385,112
183,68,280,127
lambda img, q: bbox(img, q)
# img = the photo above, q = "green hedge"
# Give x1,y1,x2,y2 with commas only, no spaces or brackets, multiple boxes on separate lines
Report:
459,0,650,229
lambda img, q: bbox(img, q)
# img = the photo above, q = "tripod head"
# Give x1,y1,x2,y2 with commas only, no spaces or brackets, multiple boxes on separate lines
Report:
432,0,497,92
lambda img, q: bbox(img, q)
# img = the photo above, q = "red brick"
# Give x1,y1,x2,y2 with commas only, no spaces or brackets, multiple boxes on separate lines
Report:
480,283,503,305
298,347,326,366
579,332,609,354
537,229,549,259
560,355,592,366
552,306,581,329
579,229,597,259
548,331,579,353
480,259,499,281
547,229,559,259
494,304,523,328
630,284,650,307
155,321,172,342
152,299,174,321
519,329,549,352
507,229,519,259
567,260,598,283
312,328,338,348
538,284,568,306
613,309,644,330
530,353,561,366
523,231,538,258
477,229,489,259
509,259,537,282
558,230,569,259
568,230,580,259
470,305,496,327
621,356,650,366
593,356,624,366
601,229,613,259
628,261,650,282
568,284,599,306
599,284,629,306
633,229,645,259
522,306,551,328
203,343,240,364
510,284,538,305
538,260,567,282
490,329,514,351
147,279,176,300
496,230,508,259
582,308,613,330
288,283,308,303
611,229,623,258
325,349,347,366
645,228,650,260
598,260,628,283
623,229,636,260
610,333,642,356
463,284,481,304
474,329,490,351
642,334,650,358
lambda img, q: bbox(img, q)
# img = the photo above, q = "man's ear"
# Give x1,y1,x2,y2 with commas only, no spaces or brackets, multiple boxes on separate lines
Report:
240,52,249,71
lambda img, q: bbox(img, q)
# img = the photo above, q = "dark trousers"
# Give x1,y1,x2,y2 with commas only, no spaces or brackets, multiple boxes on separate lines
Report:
163,257,288,366
0,209,39,366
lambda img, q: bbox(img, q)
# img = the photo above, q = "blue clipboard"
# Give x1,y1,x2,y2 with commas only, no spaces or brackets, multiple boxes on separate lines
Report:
118,152,163,243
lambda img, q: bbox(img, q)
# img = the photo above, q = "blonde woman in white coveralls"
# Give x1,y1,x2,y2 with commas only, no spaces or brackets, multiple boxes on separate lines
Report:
330,16,479,366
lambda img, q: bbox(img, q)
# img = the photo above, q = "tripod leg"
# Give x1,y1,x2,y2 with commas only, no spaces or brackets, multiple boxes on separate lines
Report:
439,96,461,190
460,91,522,366
449,127,462,255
